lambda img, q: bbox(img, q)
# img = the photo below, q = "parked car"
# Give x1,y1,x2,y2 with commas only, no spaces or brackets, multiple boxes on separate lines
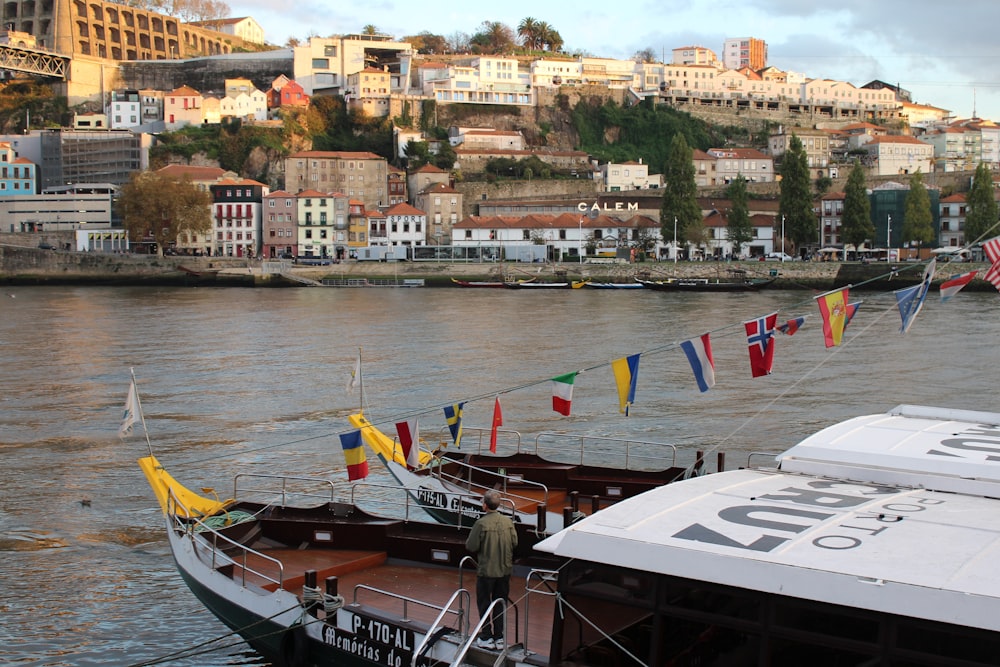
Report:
37,242,54,250
764,252,795,261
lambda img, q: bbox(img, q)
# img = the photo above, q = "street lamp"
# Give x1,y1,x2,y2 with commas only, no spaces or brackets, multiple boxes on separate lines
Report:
578,217,584,259
780,215,785,262
673,216,678,266
886,214,892,263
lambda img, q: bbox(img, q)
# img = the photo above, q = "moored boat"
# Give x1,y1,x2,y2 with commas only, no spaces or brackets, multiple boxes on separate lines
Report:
140,403,1000,667
348,412,710,532
584,280,645,289
637,270,774,292
451,276,536,288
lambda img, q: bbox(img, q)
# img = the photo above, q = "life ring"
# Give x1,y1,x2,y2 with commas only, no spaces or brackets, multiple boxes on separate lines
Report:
279,624,308,667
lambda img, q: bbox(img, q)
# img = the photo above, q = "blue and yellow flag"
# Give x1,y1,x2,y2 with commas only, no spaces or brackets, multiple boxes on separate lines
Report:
339,430,368,481
443,402,465,448
611,354,640,415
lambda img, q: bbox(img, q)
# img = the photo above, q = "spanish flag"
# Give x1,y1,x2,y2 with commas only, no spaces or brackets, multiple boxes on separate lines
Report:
815,288,849,348
611,354,640,415
339,430,368,481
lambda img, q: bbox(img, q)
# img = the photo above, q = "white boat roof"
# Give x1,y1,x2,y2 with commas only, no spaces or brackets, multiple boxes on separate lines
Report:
536,405,1000,631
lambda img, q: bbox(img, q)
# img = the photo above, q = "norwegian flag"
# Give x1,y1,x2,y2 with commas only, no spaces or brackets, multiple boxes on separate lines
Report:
744,312,778,378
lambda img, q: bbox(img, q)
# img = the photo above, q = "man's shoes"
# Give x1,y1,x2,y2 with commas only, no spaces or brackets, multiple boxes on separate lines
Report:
476,637,495,650
494,639,505,650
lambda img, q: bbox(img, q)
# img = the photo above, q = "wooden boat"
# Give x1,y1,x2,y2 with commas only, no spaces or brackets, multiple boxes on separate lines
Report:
637,270,774,292
451,276,535,288
141,403,1000,667
584,280,645,289
347,412,710,532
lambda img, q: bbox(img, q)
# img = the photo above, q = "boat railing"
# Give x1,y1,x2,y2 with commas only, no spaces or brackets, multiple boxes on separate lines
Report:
523,568,560,657
533,433,678,470
436,426,524,455
347,480,485,526
165,487,284,591
411,587,473,667
746,451,782,469
352,583,471,642
425,460,555,513
232,473,340,507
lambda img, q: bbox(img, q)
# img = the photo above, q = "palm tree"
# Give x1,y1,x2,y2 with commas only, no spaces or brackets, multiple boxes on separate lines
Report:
517,17,540,50
362,24,378,36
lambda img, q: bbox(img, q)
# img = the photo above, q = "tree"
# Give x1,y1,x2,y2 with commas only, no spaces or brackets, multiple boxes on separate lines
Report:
517,17,541,50
405,31,449,55
633,47,657,64
841,160,874,254
726,176,754,257
965,162,999,244
902,170,935,250
815,175,833,196
469,21,515,54
777,135,816,252
660,134,702,257
118,171,211,257
361,24,378,35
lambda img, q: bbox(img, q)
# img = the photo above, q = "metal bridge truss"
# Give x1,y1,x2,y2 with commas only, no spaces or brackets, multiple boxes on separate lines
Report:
0,45,68,79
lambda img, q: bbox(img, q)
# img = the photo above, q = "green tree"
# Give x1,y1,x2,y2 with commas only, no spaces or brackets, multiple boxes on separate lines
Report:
902,170,935,250
841,160,874,253
777,135,816,251
965,162,999,244
469,21,515,54
660,134,702,256
403,139,431,169
726,176,754,257
118,171,211,257
517,17,541,50
432,140,457,170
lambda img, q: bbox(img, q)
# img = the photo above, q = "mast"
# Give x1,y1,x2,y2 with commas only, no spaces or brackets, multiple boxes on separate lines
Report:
130,367,154,458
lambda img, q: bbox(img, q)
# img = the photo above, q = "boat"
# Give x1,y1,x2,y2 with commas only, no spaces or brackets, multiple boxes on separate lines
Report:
451,276,535,288
637,269,774,292
141,403,1000,667
504,279,590,289
584,280,645,289
347,412,708,532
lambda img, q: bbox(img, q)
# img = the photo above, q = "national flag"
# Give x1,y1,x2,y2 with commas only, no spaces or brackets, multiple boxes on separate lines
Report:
611,353,640,415
489,396,503,453
816,288,849,347
346,353,361,393
895,258,936,334
679,333,715,392
940,271,978,302
118,379,140,439
985,261,1000,292
394,418,421,469
844,301,862,330
550,372,577,416
744,312,777,378
983,236,1000,264
777,316,806,336
443,402,465,448
339,430,369,481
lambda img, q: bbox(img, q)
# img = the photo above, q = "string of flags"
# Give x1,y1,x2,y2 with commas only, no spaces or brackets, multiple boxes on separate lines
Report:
338,238,1000,480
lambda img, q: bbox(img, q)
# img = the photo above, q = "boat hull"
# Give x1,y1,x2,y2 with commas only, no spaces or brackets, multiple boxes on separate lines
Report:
637,277,774,292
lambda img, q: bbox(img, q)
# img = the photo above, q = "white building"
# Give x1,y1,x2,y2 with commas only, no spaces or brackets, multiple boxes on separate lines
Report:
600,160,652,191
382,202,427,247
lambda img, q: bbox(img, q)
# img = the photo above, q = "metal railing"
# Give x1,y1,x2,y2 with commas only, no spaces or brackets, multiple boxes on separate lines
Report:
166,486,284,590
523,568,560,657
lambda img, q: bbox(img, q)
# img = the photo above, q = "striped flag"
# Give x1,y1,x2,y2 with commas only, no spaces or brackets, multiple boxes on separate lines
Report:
985,262,1000,292
611,354,640,415
940,271,978,302
394,418,421,469
983,236,1000,264
551,372,577,416
816,288,849,347
777,316,806,336
339,430,369,481
680,333,716,392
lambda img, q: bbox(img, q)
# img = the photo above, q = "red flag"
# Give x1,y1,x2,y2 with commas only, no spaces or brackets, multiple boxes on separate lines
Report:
394,418,420,469
744,312,777,378
490,396,503,453
985,261,1000,292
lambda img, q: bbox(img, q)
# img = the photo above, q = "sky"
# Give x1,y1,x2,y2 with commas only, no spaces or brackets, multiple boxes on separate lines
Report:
228,0,1000,123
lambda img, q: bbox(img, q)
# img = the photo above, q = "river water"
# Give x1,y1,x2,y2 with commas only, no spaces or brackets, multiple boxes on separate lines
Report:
1,284,997,666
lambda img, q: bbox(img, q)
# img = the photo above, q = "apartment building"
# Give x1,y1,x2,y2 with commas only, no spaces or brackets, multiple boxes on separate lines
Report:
671,46,719,66
938,193,966,248
0,141,37,196
284,151,388,212
346,67,392,117
262,190,297,259
722,37,767,70
769,127,832,178
707,148,774,183
858,136,934,176
600,160,652,191
412,182,462,245
382,202,428,247
209,177,269,257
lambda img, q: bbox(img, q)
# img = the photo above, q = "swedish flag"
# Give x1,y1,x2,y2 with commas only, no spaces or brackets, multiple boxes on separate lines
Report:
443,402,465,448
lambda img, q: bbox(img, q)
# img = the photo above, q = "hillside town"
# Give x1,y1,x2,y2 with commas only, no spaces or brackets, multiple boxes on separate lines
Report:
1,0,998,264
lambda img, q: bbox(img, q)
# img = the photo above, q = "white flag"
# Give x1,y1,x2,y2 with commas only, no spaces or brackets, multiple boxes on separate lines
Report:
346,354,361,393
118,381,139,439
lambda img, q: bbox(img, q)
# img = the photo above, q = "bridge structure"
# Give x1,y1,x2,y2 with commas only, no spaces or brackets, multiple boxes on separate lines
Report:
0,43,69,79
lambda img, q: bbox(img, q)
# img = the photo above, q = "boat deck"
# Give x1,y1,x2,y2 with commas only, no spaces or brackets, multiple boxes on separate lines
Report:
236,547,557,658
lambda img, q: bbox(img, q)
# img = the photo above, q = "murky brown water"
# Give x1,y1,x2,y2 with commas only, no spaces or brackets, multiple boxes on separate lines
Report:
1,284,996,665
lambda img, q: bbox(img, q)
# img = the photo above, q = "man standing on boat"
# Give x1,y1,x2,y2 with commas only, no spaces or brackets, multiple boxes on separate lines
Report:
466,489,518,650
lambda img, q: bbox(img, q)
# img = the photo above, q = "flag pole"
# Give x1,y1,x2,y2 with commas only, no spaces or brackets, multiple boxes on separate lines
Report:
357,346,364,415
130,367,154,458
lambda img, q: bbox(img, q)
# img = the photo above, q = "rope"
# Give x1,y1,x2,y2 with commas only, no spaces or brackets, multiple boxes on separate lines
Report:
554,591,649,667
302,585,345,614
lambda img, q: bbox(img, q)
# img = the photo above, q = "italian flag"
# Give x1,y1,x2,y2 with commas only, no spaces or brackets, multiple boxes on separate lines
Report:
551,372,577,416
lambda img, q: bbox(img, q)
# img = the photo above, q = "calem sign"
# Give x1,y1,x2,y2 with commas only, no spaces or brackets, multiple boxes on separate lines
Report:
577,201,639,213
